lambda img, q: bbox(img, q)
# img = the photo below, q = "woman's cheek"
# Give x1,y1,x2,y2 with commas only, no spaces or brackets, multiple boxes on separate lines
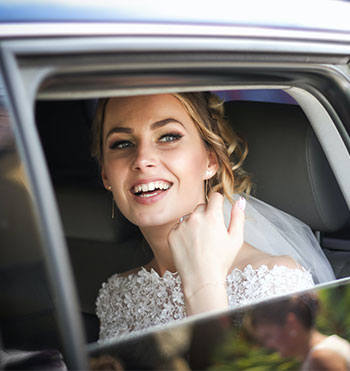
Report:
170,148,207,173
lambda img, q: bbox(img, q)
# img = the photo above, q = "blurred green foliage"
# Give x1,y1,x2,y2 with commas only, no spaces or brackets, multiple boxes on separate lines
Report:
208,283,350,370
316,284,350,340
209,329,300,371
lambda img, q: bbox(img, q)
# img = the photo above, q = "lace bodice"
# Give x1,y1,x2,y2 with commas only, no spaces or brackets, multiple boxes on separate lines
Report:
96,264,314,341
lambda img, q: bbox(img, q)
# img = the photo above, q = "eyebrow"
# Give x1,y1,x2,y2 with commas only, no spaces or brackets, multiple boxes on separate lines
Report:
105,118,184,140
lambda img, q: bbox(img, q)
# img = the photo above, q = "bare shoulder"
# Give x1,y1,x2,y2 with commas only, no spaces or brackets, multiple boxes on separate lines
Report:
118,266,143,277
118,259,155,277
265,255,302,270
240,243,303,269
232,243,304,272
308,348,348,371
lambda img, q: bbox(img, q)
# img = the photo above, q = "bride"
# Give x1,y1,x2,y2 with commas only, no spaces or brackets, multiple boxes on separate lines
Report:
91,92,335,340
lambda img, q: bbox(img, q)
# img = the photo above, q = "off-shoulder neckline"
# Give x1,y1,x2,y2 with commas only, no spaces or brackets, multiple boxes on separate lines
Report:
117,263,306,280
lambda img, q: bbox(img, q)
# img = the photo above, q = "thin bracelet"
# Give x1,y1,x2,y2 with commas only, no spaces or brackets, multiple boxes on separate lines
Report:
187,282,227,302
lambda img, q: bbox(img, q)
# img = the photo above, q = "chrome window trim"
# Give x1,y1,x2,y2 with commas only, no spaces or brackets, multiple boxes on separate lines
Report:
0,22,349,41
0,23,350,57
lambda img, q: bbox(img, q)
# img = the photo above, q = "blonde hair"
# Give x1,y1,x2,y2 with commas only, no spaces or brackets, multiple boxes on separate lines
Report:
91,92,252,202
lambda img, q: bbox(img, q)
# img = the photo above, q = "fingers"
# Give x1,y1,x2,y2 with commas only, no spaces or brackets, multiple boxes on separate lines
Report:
228,196,246,237
185,192,225,227
174,192,230,232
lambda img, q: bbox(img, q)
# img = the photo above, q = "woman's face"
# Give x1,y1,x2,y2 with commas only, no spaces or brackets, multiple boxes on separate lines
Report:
101,94,217,228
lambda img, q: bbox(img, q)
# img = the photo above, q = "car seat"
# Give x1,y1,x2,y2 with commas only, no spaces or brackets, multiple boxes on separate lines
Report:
0,151,61,350
225,100,350,277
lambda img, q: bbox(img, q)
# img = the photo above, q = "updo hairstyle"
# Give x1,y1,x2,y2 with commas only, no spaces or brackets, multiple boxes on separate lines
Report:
91,92,252,202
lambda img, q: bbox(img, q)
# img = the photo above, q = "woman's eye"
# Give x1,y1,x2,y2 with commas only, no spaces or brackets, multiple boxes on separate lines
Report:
110,140,134,150
159,133,183,143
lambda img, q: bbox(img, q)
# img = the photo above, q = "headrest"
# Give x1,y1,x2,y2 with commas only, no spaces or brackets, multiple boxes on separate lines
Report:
225,101,349,232
36,100,100,185
0,152,44,267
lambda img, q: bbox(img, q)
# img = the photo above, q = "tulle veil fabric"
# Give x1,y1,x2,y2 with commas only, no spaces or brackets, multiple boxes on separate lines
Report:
223,194,335,284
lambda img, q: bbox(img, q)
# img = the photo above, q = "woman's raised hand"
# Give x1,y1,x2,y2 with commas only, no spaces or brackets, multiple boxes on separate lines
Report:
168,192,246,315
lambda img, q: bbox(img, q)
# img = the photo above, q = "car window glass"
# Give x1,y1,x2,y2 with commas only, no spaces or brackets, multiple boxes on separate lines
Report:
88,281,350,370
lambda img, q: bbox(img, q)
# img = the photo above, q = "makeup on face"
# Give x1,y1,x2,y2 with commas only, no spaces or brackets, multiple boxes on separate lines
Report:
101,94,213,228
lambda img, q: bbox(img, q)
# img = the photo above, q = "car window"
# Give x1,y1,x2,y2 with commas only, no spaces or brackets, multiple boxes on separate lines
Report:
32,87,348,343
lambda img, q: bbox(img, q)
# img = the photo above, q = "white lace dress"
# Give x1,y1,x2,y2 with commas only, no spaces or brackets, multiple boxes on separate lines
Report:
96,264,314,341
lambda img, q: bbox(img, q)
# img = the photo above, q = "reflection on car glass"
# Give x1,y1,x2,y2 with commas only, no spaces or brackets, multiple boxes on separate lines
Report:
89,282,350,370
245,291,350,370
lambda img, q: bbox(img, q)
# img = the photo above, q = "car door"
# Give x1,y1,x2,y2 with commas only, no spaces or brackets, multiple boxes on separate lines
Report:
1,1,350,369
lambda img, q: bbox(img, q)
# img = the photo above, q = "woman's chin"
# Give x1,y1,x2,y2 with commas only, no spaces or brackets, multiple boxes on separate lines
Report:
132,215,178,229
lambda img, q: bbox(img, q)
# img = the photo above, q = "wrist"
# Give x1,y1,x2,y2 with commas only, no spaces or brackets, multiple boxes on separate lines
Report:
186,281,227,301
184,281,228,316
182,269,227,294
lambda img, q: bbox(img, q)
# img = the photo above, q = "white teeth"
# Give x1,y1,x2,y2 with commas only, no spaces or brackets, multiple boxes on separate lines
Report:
140,193,155,198
133,181,171,194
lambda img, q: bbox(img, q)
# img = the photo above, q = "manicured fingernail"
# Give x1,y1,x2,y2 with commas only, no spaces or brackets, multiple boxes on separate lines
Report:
237,196,246,211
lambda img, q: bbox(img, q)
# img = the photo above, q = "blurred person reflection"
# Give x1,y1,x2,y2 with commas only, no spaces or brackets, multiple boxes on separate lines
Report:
246,293,350,371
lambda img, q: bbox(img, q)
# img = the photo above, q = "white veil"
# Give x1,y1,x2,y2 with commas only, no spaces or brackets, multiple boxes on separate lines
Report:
223,194,335,284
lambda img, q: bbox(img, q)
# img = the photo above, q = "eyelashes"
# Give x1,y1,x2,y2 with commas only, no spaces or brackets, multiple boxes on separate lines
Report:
158,133,183,142
109,132,183,150
109,140,133,150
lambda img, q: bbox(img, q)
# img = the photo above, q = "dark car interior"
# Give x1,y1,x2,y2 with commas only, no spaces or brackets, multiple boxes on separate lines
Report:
1,91,350,353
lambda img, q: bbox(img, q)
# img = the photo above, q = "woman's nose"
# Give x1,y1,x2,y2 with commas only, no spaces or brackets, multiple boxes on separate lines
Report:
131,142,157,171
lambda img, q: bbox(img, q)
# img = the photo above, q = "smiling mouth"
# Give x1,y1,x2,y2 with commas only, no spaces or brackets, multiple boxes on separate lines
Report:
132,181,172,198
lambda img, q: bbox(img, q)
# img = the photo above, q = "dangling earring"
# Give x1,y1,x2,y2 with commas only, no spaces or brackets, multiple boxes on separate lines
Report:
205,179,209,203
205,170,213,203
111,198,115,219
108,186,115,219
